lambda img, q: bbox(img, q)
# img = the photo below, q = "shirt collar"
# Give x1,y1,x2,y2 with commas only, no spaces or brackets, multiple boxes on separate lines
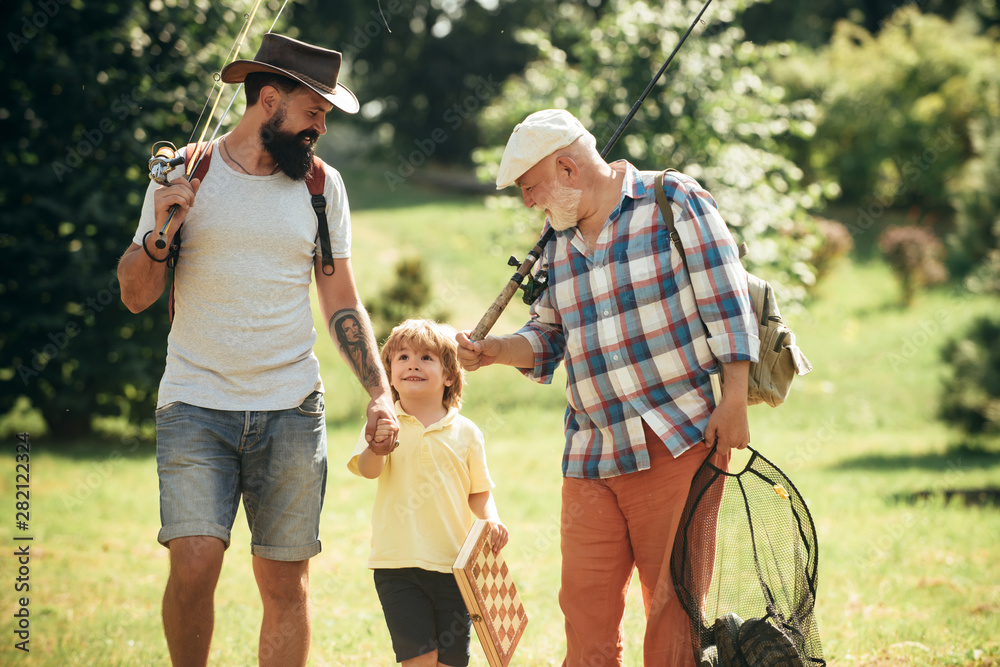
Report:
394,400,459,431
552,160,644,240
619,160,648,202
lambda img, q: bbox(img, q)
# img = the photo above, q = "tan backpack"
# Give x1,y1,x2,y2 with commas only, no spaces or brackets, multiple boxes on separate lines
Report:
654,170,812,407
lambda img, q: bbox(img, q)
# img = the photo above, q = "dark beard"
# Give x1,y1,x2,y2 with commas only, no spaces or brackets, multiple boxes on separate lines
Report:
260,108,319,181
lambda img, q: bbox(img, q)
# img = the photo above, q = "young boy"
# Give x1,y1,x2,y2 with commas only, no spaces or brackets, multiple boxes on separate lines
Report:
348,319,509,667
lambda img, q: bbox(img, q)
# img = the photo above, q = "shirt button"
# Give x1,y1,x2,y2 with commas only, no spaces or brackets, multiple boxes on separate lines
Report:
603,309,611,316
612,354,620,361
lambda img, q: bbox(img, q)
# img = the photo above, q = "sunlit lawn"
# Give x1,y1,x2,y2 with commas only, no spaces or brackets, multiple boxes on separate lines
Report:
1,184,999,665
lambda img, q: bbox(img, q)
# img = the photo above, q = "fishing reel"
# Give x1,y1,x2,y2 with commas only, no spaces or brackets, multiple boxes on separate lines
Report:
148,141,185,186
507,255,549,304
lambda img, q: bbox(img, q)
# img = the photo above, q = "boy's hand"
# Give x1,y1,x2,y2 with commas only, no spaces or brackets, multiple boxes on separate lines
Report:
367,416,399,456
486,520,509,554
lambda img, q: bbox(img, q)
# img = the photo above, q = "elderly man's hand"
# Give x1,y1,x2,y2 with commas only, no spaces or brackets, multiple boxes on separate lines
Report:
456,332,501,372
703,396,750,456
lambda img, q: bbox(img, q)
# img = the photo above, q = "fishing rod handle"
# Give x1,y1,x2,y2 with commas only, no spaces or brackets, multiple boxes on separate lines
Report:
470,227,554,341
470,277,522,342
155,205,179,249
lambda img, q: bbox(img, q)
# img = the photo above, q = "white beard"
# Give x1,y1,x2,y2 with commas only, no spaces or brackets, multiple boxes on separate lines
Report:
546,181,583,231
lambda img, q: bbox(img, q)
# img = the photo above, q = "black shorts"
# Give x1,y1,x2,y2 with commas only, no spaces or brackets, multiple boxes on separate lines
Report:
373,568,472,666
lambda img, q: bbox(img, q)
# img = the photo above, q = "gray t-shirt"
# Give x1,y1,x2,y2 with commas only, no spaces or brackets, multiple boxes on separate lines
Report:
133,140,351,410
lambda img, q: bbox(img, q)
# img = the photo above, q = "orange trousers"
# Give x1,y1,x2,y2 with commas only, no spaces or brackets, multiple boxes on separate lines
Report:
559,428,726,667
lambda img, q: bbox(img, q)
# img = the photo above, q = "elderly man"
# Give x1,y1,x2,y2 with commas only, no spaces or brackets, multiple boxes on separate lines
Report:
118,34,398,666
457,109,759,665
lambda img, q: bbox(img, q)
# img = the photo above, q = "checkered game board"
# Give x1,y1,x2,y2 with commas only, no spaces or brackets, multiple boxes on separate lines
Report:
453,520,528,667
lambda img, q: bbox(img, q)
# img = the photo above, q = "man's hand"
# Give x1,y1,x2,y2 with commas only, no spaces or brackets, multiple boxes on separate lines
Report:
153,177,201,230
703,360,751,456
365,395,398,455
456,332,534,371
456,332,499,371
703,397,750,456
366,416,399,456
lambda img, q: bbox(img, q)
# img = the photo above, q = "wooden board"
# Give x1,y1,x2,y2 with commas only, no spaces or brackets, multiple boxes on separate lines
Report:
453,519,528,667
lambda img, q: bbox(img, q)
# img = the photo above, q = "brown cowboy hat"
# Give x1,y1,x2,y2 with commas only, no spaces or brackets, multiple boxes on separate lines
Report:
221,33,359,114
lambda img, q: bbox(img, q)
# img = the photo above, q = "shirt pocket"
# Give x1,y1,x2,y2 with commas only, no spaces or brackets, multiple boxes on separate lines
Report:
618,229,673,306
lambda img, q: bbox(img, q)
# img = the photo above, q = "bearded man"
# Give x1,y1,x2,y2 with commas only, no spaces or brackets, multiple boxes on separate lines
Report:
117,34,398,666
457,109,760,666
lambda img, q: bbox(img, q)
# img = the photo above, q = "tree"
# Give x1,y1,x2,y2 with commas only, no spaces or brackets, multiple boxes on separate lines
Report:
741,0,999,47
291,0,604,167
473,0,832,306
772,8,1000,224
1,0,272,437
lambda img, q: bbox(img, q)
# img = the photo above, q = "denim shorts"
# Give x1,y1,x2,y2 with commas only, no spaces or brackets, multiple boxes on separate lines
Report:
373,568,472,666
155,391,328,561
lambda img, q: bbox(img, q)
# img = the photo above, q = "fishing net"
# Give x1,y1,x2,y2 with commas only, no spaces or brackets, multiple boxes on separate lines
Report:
671,447,825,666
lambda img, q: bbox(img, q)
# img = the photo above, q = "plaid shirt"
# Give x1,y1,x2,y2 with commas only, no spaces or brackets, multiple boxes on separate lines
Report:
516,162,759,479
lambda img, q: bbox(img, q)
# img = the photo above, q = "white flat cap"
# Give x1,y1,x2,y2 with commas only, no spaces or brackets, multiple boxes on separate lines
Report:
495,109,591,189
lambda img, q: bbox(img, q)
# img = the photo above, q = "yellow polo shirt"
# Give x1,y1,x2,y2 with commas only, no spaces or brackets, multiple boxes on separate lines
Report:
348,403,494,574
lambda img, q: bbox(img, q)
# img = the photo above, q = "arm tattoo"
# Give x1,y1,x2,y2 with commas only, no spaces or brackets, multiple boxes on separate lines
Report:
329,308,383,391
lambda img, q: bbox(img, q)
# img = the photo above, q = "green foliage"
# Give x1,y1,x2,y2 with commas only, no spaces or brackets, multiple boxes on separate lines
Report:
0,1,280,436
366,257,451,345
473,0,834,307
877,225,948,306
810,217,854,285
940,106,1000,438
774,8,1000,220
292,0,562,165
947,98,1000,280
939,315,1000,437
741,0,1000,47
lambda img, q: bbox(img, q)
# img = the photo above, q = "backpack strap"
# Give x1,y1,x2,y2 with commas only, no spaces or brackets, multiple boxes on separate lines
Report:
655,169,691,275
655,168,750,267
186,141,213,184
306,157,335,276
165,142,214,325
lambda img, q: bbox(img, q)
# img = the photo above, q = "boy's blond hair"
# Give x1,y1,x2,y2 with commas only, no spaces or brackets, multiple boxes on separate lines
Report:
381,319,464,409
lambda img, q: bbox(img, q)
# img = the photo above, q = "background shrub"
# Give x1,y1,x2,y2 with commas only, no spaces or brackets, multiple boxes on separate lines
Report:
877,225,948,305
939,315,1000,437
811,217,854,284
366,258,450,344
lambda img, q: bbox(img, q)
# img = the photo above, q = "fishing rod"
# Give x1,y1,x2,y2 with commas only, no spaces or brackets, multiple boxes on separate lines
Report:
146,0,289,250
469,0,715,342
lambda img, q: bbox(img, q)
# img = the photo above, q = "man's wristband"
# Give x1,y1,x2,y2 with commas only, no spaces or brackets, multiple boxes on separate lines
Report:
141,231,171,263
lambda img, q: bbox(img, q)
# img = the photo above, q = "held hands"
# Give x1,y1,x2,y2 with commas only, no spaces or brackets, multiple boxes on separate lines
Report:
365,411,399,457
365,408,398,454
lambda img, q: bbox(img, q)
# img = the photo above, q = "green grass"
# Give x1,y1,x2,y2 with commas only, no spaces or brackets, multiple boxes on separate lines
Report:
2,190,999,665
